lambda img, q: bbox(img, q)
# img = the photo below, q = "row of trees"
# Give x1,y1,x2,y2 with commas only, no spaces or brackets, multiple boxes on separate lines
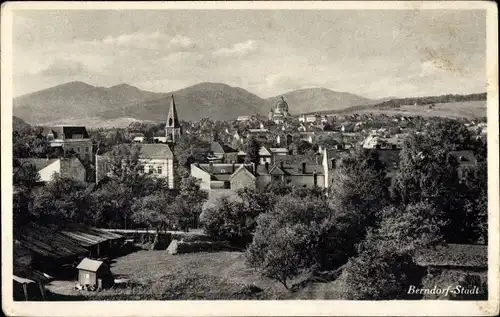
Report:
13,143,208,233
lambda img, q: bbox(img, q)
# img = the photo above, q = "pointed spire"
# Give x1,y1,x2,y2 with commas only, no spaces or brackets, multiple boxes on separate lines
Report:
167,94,179,127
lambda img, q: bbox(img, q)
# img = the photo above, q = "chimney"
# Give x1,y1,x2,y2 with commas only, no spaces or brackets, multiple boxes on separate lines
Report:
265,162,269,172
232,163,236,173
302,162,306,174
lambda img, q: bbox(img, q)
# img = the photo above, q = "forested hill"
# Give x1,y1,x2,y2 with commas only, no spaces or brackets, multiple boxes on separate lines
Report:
307,92,487,116
371,92,487,109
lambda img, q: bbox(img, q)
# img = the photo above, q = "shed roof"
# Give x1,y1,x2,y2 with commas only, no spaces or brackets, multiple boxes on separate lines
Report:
77,258,105,272
15,222,123,260
13,275,36,284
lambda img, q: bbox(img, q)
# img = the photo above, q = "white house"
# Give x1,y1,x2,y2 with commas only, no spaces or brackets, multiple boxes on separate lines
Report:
17,157,86,183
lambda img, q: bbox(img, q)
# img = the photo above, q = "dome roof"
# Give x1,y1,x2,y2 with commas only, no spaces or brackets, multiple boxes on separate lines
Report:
275,96,289,114
275,96,288,108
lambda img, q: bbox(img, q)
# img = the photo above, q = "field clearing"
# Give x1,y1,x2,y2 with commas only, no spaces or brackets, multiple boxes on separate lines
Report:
343,100,486,119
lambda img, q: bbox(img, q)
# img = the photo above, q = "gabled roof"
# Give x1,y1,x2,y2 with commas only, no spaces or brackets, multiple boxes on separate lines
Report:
210,142,237,154
77,258,105,272
259,146,272,156
42,126,90,139
230,164,255,180
269,163,325,175
269,166,286,175
137,144,173,159
17,158,59,172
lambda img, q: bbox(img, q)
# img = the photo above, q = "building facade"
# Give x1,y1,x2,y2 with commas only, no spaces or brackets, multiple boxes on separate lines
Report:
42,126,93,162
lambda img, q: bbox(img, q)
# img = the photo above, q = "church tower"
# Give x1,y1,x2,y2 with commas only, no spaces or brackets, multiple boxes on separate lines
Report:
165,94,182,143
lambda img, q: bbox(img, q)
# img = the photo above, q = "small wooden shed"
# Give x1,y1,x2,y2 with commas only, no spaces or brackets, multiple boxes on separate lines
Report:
76,258,113,290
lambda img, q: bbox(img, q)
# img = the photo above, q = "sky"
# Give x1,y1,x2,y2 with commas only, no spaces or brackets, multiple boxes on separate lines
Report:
12,9,486,99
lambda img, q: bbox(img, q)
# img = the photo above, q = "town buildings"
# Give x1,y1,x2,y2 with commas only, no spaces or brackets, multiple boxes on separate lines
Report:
191,149,333,197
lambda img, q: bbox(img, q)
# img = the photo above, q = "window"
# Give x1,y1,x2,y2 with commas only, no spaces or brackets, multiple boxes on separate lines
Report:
157,166,162,174
47,133,54,141
139,165,144,173
148,166,153,174
77,147,81,153
85,147,89,153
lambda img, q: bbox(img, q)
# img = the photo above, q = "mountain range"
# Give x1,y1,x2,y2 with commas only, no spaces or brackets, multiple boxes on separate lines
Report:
13,81,375,127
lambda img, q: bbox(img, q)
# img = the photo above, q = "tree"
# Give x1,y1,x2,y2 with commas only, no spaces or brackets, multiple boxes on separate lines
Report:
13,162,40,191
13,127,51,158
390,132,470,243
244,137,260,167
245,195,334,289
176,176,208,230
342,202,441,300
246,225,308,290
200,196,248,243
174,135,210,178
131,192,177,231
329,148,389,228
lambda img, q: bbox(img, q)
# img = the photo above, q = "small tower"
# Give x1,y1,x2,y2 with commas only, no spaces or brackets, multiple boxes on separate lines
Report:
165,94,182,143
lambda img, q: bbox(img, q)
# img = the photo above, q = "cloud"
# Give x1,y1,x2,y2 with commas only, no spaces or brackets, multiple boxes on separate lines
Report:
213,40,257,57
101,32,196,51
39,59,87,77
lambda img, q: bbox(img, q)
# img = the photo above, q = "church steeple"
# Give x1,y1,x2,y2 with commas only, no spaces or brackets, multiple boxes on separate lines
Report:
165,94,182,142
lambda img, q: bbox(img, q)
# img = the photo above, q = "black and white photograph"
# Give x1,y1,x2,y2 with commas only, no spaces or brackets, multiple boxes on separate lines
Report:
2,1,499,316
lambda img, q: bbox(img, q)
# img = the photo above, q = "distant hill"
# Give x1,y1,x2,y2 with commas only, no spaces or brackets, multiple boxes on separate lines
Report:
13,116,31,131
13,81,166,124
98,82,268,122
266,88,374,114
13,80,485,126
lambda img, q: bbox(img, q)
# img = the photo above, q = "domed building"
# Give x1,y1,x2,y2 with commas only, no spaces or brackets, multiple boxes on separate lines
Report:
268,96,291,124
